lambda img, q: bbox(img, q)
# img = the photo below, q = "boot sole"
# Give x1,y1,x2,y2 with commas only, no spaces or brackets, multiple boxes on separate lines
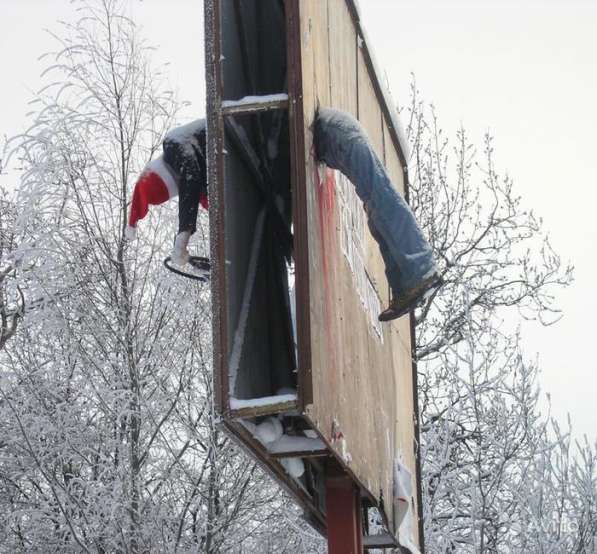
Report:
378,276,443,322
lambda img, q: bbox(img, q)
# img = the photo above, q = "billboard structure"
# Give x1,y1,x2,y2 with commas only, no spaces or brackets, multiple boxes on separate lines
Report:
205,1,423,551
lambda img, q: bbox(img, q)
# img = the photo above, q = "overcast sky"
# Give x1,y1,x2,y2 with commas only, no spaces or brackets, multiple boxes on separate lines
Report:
2,0,595,442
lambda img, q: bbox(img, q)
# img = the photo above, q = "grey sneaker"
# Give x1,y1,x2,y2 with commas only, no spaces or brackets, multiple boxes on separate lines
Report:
378,274,443,322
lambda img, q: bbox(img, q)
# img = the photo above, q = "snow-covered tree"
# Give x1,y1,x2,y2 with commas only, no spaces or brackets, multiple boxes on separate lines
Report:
0,1,322,552
0,179,23,351
406,79,595,552
2,1,592,551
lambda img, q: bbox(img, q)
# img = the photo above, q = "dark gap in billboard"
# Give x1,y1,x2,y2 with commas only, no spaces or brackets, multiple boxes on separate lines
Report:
221,0,297,403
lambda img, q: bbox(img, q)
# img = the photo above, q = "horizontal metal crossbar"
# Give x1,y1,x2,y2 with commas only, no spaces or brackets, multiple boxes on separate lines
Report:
363,533,398,549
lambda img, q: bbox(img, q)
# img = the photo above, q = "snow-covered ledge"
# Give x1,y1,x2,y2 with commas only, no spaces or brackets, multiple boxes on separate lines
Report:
221,93,289,115
229,393,298,417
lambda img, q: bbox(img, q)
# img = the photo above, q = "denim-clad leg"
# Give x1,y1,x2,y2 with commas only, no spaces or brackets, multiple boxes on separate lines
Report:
367,215,401,297
314,107,437,292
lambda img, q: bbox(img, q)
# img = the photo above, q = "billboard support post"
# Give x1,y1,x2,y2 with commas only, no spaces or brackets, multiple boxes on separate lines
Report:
326,471,364,554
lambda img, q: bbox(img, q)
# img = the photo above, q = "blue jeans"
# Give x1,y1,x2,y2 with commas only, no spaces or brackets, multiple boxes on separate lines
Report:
315,108,437,296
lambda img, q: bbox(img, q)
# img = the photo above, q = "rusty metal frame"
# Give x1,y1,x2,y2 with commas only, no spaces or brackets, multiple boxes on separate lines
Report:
205,0,227,415
284,0,313,409
326,472,364,554
223,419,327,533
206,0,423,549
410,314,426,552
205,0,323,528
206,0,296,419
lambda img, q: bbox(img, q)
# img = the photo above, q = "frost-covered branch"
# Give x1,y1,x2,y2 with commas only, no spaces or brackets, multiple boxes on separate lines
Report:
405,76,593,552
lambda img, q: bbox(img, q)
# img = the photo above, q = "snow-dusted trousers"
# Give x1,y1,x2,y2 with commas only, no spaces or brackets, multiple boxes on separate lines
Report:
314,107,437,296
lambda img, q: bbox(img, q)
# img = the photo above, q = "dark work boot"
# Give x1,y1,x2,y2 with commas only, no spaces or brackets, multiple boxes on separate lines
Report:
378,274,444,322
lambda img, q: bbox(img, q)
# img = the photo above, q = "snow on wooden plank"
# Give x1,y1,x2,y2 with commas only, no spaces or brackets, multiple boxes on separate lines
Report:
268,435,328,457
229,393,297,417
222,93,289,115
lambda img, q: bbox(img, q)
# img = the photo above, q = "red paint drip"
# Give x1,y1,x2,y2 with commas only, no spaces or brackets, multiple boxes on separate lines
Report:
314,164,338,375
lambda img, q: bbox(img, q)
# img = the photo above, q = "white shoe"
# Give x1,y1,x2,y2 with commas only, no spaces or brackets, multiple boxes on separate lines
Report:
171,231,191,265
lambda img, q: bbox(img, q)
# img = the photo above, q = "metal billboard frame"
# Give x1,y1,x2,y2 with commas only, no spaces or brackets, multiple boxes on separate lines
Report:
205,1,424,550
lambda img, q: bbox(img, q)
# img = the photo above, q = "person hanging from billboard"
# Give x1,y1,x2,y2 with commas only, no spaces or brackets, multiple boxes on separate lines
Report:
314,108,442,321
126,119,209,277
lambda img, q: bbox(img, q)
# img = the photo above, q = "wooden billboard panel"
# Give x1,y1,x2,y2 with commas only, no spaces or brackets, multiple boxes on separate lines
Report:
207,0,422,549
296,0,332,424
357,46,391,304
383,116,421,532
296,1,420,546
328,0,358,116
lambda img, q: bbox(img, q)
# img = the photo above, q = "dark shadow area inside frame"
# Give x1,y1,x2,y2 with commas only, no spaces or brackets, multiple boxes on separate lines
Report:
221,0,297,401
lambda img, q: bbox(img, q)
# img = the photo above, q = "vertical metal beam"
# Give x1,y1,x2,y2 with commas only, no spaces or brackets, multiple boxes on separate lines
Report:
410,309,426,553
284,0,313,409
204,0,228,413
326,473,364,554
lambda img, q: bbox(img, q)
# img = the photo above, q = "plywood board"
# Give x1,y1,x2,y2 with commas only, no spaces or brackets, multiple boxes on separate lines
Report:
328,0,358,117
384,119,420,546
298,0,420,541
357,48,385,161
299,0,331,116
383,119,407,196
298,0,332,428
357,46,390,304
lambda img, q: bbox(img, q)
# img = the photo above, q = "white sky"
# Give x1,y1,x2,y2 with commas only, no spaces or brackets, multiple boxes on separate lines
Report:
1,0,595,442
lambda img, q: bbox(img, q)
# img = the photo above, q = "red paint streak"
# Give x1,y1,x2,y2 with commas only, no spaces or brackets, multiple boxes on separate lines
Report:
315,165,337,282
314,164,338,374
